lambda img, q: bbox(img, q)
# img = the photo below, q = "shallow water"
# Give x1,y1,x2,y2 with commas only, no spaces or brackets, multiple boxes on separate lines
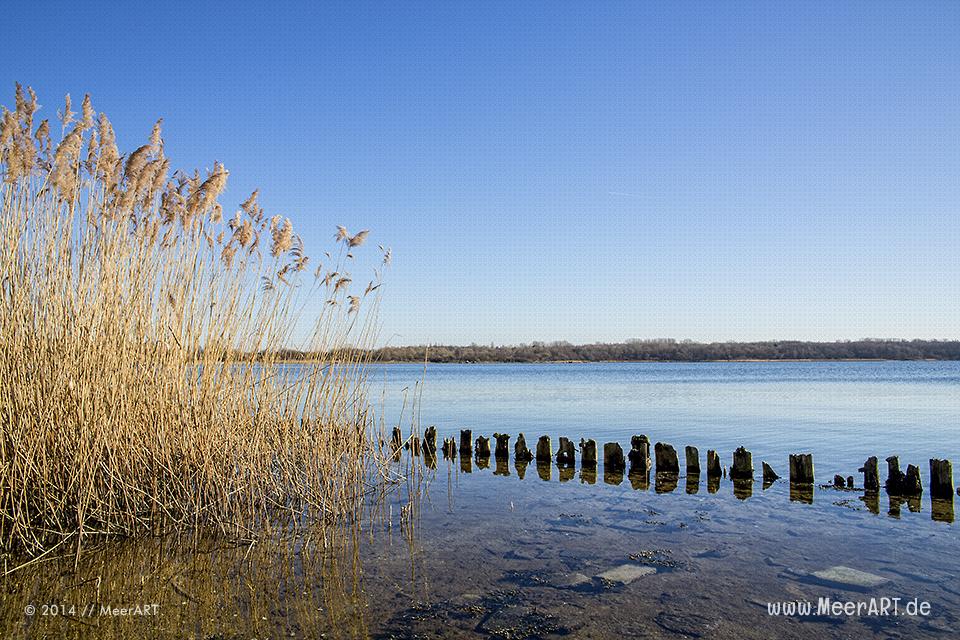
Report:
4,361,960,638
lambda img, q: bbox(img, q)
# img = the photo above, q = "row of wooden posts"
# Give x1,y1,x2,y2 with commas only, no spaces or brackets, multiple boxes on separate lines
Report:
392,427,957,501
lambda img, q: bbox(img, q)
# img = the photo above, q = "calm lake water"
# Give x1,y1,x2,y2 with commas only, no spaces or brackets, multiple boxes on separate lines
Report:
6,361,960,639
371,361,960,474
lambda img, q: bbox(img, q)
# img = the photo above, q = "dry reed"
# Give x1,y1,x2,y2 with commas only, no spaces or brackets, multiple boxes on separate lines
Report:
0,85,397,558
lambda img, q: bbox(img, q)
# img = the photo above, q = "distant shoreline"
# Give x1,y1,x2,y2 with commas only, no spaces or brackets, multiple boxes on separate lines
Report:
264,340,960,364
366,357,955,364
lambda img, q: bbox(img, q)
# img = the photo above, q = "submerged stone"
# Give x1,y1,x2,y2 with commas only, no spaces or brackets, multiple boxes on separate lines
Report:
811,566,890,590
553,572,591,590
595,564,656,585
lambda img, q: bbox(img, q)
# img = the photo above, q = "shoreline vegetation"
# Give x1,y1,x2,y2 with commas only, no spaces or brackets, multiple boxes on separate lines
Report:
266,339,960,364
0,85,404,561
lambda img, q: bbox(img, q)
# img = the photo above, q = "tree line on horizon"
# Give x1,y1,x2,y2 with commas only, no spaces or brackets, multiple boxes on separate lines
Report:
270,339,960,363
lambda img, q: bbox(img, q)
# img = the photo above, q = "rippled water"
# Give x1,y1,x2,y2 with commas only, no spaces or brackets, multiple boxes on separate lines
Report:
5,361,960,638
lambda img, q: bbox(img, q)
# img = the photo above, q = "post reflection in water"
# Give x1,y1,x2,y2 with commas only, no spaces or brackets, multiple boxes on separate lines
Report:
494,457,510,477
604,467,624,486
559,464,575,483
686,473,700,495
789,483,813,504
515,458,529,480
655,472,679,494
476,454,490,471
580,467,597,485
537,461,552,482
733,479,753,501
861,492,881,514
460,456,472,474
931,497,955,523
707,475,720,494
629,468,650,491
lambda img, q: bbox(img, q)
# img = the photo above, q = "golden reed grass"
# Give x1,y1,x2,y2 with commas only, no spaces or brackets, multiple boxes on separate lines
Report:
0,85,398,559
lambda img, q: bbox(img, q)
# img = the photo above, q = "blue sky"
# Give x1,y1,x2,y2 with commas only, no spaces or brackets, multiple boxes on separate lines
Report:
4,2,959,345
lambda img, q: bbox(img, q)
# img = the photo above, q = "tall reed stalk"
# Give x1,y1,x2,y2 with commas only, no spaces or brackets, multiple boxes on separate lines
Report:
0,85,391,557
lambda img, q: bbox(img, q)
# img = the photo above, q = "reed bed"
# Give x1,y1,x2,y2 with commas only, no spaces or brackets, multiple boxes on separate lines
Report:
0,85,397,558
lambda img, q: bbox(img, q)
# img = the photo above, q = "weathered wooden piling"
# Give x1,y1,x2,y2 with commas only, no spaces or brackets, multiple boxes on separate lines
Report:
628,435,651,473
459,429,473,456
833,474,845,489
762,461,779,483
604,442,626,471
493,433,510,459
904,464,922,496
685,446,700,475
442,437,457,459
788,453,814,485
706,450,722,479
579,438,598,468
730,447,753,480
930,459,954,499
556,437,576,466
475,436,491,458
423,426,437,455
536,436,552,463
846,476,854,489
515,433,534,462
654,442,680,474
859,456,880,493
409,436,421,456
392,427,402,449
885,456,905,494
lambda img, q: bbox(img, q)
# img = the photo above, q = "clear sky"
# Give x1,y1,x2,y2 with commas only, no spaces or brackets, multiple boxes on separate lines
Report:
4,2,959,345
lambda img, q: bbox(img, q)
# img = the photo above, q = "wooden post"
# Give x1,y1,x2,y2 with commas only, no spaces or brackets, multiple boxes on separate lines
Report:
762,461,779,483
556,437,576,466
628,435,651,473
685,446,700,475
442,437,457,459
579,438,598,468
833,474,845,488
730,447,753,480
535,436,552,463
514,433,534,462
885,456,905,494
654,442,680,474
930,459,954,499
603,442,625,472
392,426,402,449
474,436,491,458
423,426,437,456
788,453,814,485
859,456,879,493
493,433,510,459
707,450,722,479
903,464,922,496
459,429,473,456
